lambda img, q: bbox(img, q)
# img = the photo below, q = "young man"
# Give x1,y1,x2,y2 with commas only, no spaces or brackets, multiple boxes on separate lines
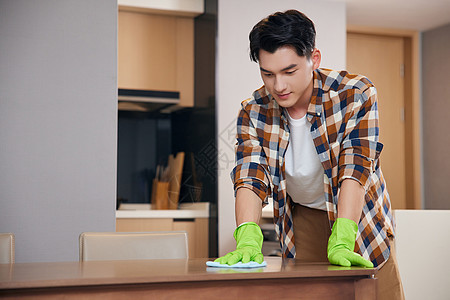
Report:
215,10,404,299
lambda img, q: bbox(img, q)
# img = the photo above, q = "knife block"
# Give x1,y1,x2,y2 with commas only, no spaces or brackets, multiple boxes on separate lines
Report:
167,152,185,210
151,179,169,210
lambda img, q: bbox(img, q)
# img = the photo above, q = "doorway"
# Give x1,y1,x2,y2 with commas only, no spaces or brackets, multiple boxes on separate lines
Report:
346,29,421,209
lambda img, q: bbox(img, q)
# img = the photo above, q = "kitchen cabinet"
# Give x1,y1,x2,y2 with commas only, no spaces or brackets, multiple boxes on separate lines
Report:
116,203,209,258
118,10,194,107
116,0,217,258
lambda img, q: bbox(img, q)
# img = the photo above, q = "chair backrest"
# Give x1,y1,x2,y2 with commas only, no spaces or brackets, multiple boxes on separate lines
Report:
0,233,15,264
394,210,450,300
79,231,188,261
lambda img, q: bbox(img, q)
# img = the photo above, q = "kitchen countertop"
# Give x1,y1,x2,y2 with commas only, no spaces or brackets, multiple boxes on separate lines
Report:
116,201,273,219
262,198,274,219
116,202,210,219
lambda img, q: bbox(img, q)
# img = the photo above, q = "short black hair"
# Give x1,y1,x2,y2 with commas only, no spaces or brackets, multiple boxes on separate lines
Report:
249,10,316,62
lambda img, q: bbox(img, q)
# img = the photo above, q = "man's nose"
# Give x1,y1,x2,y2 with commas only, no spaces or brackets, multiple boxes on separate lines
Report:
274,76,287,92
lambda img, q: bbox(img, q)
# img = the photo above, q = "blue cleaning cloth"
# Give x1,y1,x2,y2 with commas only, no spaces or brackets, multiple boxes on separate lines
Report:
206,261,267,268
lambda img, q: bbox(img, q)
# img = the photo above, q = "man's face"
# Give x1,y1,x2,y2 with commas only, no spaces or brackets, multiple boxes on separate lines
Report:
258,46,320,110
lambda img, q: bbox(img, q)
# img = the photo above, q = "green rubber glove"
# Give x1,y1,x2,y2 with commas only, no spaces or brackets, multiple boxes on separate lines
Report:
214,222,264,265
327,218,374,268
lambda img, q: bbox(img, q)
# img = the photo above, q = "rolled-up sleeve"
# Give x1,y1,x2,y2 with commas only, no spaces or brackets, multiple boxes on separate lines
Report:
230,104,272,204
338,86,384,190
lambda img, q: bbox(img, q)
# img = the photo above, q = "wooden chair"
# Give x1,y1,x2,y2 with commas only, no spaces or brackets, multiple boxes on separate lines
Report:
79,231,188,261
0,233,15,263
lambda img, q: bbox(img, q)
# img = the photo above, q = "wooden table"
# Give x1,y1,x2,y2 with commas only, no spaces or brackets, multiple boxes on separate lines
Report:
0,257,377,299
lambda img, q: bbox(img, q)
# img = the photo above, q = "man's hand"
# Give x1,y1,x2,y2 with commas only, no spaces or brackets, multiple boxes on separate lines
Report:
327,218,374,268
214,222,264,265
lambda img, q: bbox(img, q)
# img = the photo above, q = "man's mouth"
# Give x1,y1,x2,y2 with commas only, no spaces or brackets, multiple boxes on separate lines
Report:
276,92,290,100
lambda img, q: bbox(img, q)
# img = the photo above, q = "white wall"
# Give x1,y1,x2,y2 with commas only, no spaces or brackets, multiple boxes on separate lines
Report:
422,23,450,209
216,0,346,255
0,0,117,262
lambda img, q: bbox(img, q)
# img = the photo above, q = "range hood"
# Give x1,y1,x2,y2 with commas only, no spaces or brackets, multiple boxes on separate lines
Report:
118,0,204,17
118,89,180,113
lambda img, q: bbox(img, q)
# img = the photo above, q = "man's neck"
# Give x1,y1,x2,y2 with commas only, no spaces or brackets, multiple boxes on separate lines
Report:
286,79,314,119
286,106,308,119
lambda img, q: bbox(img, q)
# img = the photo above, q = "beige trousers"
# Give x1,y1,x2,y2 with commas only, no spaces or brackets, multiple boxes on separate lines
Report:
292,203,405,300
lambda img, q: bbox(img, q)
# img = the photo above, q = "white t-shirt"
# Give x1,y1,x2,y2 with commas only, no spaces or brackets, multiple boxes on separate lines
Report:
285,110,326,210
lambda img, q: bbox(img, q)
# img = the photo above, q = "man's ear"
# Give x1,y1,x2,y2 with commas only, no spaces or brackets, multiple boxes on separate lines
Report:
311,48,321,69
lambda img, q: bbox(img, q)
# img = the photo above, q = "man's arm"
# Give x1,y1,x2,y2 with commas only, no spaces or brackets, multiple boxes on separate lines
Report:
327,178,373,267
337,179,365,223
235,187,263,226
214,188,264,265
216,98,269,265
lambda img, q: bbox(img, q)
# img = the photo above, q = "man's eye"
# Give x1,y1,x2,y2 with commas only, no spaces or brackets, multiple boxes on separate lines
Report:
264,73,273,77
286,70,296,75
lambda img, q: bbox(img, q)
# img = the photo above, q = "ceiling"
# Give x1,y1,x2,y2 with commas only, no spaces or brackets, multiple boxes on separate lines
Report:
331,0,450,31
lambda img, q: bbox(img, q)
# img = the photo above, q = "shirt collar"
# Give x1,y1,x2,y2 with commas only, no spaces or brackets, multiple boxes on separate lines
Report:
307,69,324,118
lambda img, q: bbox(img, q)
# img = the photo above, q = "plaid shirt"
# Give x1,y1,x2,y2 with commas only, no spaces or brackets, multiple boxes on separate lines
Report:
231,68,395,267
